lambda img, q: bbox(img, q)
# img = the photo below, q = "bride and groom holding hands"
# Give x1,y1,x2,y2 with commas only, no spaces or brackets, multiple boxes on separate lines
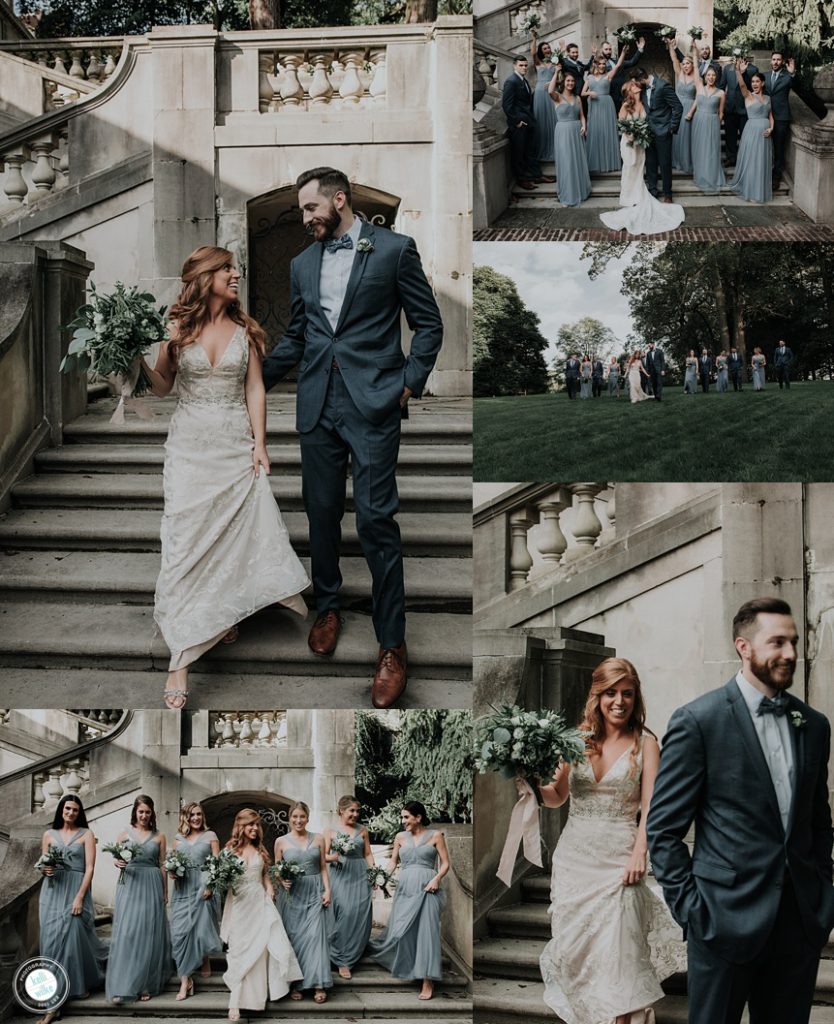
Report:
143,167,443,712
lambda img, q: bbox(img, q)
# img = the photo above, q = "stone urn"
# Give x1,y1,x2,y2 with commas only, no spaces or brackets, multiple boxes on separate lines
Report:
814,62,834,128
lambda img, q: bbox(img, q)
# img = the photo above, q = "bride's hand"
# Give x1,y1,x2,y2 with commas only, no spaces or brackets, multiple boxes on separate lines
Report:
622,848,647,886
253,443,270,477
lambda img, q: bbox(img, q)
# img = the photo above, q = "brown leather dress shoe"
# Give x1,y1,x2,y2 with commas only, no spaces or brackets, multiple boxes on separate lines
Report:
533,175,556,183
308,610,341,657
518,180,538,190
371,643,407,708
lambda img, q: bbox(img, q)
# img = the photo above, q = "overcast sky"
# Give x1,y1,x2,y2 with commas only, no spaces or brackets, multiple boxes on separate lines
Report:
474,242,650,361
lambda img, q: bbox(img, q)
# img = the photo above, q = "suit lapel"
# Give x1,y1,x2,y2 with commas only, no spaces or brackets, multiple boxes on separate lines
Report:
784,693,804,837
309,240,324,322
726,680,784,828
335,220,373,335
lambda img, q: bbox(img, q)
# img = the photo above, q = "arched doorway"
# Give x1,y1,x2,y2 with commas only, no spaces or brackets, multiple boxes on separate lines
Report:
202,791,293,850
627,24,675,83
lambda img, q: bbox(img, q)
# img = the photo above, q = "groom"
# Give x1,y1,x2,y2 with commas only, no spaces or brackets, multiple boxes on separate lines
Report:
647,597,834,1024
632,68,682,202
262,167,443,708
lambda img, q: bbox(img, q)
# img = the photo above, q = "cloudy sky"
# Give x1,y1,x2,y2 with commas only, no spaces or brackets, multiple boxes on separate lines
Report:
474,242,649,362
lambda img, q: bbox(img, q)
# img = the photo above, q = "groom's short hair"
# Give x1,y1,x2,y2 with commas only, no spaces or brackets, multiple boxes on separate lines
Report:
296,167,352,207
632,67,649,81
733,597,793,640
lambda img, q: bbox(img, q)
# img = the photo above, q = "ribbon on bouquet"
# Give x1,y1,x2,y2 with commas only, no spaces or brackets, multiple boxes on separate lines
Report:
496,777,542,887
109,358,152,424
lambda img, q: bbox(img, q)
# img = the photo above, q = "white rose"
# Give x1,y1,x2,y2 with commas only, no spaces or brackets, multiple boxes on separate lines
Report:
122,849,133,861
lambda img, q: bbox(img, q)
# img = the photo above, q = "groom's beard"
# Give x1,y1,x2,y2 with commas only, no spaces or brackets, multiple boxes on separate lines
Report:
305,203,342,242
750,650,796,691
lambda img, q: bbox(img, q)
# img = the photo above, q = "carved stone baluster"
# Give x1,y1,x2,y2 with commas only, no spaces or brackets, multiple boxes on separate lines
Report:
308,53,334,105
63,759,83,795
68,51,86,81
30,134,57,193
87,50,103,83
3,150,30,205
536,496,568,563
33,771,47,811
219,714,237,747
258,52,275,112
338,52,364,104
477,55,492,90
508,509,534,591
52,51,69,77
43,768,64,807
368,49,387,103
238,714,254,747
278,54,304,106
566,483,604,557
103,51,118,78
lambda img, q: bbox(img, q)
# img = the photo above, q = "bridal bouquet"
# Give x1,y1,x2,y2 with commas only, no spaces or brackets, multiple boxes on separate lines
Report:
102,840,143,885
614,24,637,45
60,282,167,424
474,704,587,785
655,25,677,40
35,845,69,887
203,849,246,896
269,860,305,900
618,116,654,149
517,12,541,36
329,832,355,868
367,865,396,898
688,25,705,39
163,849,193,886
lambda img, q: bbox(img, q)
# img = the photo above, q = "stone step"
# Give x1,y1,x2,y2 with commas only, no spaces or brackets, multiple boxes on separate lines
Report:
10,473,473,513
487,901,549,939
524,165,791,198
0,550,472,609
0,508,472,557
34,443,472,476
521,873,549,902
8,1018,470,1024
511,190,793,209
154,963,468,992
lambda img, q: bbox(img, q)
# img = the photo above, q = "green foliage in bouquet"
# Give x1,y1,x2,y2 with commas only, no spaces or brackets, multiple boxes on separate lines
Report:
60,282,167,396
655,25,677,40
614,24,637,44
617,116,654,149
474,704,587,784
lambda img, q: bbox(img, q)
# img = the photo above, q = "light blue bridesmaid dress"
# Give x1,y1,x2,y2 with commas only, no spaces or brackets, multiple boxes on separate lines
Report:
276,834,332,991
716,356,729,392
690,90,726,193
752,355,766,390
328,831,372,971
533,64,559,161
553,98,592,206
39,829,108,997
169,831,222,978
105,829,173,1002
585,76,620,172
729,98,773,203
684,359,698,394
368,830,444,981
673,80,696,172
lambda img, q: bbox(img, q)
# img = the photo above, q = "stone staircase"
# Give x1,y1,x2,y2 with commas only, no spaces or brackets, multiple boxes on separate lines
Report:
474,871,834,1023
0,393,472,709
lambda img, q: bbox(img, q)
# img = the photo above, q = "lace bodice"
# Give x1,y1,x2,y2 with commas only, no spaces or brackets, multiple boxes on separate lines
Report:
568,739,643,822
176,325,248,409
235,851,267,893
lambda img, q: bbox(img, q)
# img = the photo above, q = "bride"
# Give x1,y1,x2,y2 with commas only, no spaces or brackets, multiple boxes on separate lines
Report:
600,81,685,235
143,247,310,709
538,658,685,1024
627,352,651,403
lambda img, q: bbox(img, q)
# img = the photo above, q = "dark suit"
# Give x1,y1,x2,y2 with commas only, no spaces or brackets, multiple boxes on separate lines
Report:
608,46,643,108
591,359,604,397
773,344,794,388
560,54,590,108
502,71,540,184
728,351,744,390
642,76,683,198
645,346,664,400
565,357,580,399
699,355,712,392
722,62,759,164
648,679,834,1024
765,69,794,180
263,221,443,648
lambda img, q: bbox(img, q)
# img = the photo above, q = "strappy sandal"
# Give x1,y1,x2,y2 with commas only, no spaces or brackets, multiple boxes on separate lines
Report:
176,980,194,1001
221,625,239,644
314,990,327,1004
228,1009,240,1021
338,966,351,979
289,990,303,1001
163,687,188,711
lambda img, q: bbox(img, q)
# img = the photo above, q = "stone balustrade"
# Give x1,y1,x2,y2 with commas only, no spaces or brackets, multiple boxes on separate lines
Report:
258,46,387,112
32,754,90,811
210,711,288,748
474,45,498,92
69,709,123,740
0,38,122,108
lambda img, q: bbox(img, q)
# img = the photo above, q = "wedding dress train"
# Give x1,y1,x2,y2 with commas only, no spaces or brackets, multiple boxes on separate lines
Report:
600,138,685,235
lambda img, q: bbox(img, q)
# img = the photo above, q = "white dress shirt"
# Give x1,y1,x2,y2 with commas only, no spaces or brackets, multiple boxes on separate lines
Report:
735,671,795,833
319,215,363,332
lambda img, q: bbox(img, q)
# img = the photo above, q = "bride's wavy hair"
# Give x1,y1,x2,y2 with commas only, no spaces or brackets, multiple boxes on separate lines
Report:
226,807,271,866
168,246,266,365
621,80,641,115
580,658,655,777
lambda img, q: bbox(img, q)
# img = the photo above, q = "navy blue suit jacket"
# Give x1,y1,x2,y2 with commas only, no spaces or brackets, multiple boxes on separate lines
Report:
764,70,794,121
643,76,683,136
502,72,536,127
721,62,759,115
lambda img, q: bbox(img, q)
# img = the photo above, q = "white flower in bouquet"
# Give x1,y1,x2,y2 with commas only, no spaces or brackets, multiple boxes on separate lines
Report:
655,25,677,40
102,840,144,884
614,24,637,44
689,25,705,39
203,849,246,896
268,859,306,899
474,704,587,785
517,12,541,36
164,848,193,885
367,865,396,898
329,832,355,868
35,845,69,888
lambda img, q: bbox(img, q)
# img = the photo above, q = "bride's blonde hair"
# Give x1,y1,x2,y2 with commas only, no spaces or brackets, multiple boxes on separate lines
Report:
580,658,654,777
621,80,641,115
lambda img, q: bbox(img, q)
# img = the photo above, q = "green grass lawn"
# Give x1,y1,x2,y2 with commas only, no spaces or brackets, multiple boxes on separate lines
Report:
474,382,834,481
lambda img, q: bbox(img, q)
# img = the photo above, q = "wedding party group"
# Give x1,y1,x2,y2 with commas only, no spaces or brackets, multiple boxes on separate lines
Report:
519,597,833,1024
133,167,443,713
502,27,795,234
33,792,449,1024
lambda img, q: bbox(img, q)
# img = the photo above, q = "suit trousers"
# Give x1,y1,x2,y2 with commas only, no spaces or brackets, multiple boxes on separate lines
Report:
649,368,663,400
776,363,791,388
699,370,710,393
724,110,747,163
508,122,541,183
300,369,405,648
646,132,674,198
566,377,578,399
772,120,790,179
686,875,821,1024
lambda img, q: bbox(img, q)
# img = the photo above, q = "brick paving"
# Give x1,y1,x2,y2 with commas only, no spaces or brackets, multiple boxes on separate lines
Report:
475,224,834,241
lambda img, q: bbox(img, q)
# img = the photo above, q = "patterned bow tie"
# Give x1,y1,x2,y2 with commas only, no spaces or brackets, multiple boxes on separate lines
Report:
757,695,788,717
324,235,354,254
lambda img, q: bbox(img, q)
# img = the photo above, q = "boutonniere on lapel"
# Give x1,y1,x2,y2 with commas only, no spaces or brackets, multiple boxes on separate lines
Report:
356,238,374,254
790,710,806,729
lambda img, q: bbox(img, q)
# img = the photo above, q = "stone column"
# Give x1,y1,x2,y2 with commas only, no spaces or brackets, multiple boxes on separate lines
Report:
309,710,355,831
789,69,834,224
804,483,834,802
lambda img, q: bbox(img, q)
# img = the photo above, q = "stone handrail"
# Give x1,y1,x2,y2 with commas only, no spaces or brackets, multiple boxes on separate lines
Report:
474,37,518,90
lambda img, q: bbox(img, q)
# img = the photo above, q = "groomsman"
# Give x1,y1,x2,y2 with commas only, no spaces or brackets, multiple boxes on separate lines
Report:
728,347,744,391
697,43,721,79
699,349,712,392
502,56,543,191
602,37,645,108
722,58,759,166
591,355,604,397
645,341,664,401
564,353,581,398
559,41,590,100
773,339,794,389
764,52,796,187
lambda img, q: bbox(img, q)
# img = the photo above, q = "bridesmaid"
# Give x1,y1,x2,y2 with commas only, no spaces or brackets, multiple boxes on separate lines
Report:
607,357,620,397
582,49,627,173
579,355,592,399
325,795,374,979
666,38,697,173
752,347,767,390
683,350,698,394
368,800,450,1001
106,795,172,1004
530,31,560,162
168,802,222,1000
687,50,726,194
716,351,729,392
547,72,591,207
729,61,774,203
38,795,107,1021
275,802,332,1004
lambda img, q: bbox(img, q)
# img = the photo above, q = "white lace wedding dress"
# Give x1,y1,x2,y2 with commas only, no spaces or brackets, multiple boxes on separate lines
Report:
221,852,303,1009
540,736,685,1024
628,363,651,404
154,325,310,669
600,138,685,235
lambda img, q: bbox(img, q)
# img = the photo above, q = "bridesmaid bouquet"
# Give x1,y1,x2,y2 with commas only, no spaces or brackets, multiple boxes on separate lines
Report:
614,25,637,45
329,832,355,868
617,116,654,149
268,860,305,900
163,849,193,886
35,845,69,887
688,25,705,39
60,282,167,424
102,840,143,885
203,849,246,896
655,25,677,40
517,12,541,36
367,865,396,898
474,704,587,787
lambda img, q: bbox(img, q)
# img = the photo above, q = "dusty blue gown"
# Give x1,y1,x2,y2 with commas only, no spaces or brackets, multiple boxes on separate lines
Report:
729,98,773,203
690,90,726,193
328,830,373,970
585,76,620,172
716,357,729,392
752,355,766,390
368,830,444,981
533,64,559,161
169,831,222,978
684,359,698,394
39,829,107,997
276,834,332,991
673,80,696,172
105,829,173,1002
553,98,591,206
579,363,592,399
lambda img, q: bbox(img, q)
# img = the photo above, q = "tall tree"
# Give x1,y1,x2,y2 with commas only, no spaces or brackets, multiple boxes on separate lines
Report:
554,317,620,369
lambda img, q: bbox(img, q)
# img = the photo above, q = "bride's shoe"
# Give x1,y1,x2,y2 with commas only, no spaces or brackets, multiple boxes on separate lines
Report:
164,669,188,710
